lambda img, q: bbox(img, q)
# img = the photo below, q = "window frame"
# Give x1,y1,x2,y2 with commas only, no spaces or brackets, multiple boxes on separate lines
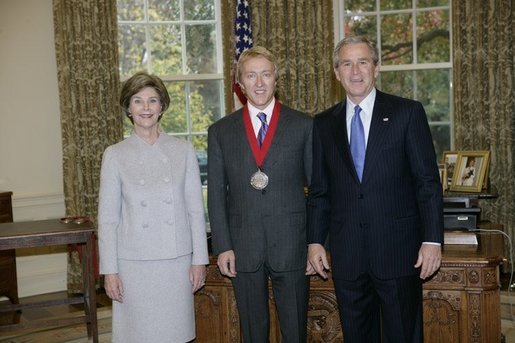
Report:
117,0,225,141
332,0,454,156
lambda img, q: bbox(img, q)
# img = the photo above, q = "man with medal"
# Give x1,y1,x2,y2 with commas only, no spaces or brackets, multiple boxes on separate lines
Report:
208,46,313,342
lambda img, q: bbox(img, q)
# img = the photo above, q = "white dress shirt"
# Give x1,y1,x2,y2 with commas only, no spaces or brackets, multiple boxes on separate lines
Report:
346,88,376,146
247,98,276,137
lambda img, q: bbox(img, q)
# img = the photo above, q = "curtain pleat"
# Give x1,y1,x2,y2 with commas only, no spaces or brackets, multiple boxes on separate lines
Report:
53,0,123,292
452,0,514,257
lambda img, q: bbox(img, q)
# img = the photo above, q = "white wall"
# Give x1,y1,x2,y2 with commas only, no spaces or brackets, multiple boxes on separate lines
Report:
0,0,67,297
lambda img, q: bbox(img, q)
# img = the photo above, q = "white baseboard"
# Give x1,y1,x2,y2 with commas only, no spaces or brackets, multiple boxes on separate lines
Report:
12,191,65,221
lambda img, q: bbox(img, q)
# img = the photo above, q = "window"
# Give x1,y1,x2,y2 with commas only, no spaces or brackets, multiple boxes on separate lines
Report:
117,0,224,183
334,0,452,159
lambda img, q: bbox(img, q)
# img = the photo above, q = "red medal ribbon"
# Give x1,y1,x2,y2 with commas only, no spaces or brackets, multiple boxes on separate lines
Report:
243,101,281,168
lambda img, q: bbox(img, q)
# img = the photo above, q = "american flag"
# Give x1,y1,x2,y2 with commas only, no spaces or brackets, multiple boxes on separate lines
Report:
233,0,252,109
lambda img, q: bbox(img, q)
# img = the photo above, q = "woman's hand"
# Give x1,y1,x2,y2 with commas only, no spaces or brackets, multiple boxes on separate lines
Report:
190,264,207,293
104,273,124,303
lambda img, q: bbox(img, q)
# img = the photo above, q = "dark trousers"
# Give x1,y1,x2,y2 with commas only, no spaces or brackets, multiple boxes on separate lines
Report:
333,272,423,343
232,262,309,343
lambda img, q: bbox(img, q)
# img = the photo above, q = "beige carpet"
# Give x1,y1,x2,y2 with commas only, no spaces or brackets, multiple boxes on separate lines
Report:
0,307,112,343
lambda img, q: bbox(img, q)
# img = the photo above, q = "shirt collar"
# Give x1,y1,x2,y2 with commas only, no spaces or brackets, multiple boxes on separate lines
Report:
247,98,276,119
346,88,376,120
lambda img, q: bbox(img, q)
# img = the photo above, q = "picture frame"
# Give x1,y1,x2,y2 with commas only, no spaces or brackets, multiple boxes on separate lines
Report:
438,163,447,192
442,151,458,190
450,151,490,193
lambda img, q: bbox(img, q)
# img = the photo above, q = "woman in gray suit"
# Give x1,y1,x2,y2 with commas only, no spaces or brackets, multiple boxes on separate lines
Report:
98,72,209,343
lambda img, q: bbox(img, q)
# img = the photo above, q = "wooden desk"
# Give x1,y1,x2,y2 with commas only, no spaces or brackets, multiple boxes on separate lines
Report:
195,229,504,342
423,224,504,343
0,219,98,343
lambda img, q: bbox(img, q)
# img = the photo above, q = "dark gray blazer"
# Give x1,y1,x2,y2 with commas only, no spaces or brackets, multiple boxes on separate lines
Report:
208,103,313,272
307,90,444,280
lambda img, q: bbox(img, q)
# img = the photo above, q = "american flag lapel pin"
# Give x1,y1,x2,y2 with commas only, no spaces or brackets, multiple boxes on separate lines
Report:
383,117,389,122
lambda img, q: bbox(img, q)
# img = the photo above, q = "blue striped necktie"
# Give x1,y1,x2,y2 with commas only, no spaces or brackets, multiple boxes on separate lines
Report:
257,112,268,148
350,105,365,181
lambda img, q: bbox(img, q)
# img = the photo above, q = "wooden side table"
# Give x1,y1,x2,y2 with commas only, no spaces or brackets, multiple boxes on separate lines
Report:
0,191,18,305
0,219,98,343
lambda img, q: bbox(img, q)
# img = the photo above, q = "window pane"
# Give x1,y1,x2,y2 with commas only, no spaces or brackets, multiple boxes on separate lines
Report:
190,80,223,132
381,13,413,65
345,15,377,38
185,24,217,74
184,0,215,20
378,71,414,100
418,0,448,7
148,0,180,21
149,24,182,74
118,24,147,78
344,0,375,12
118,0,144,21
380,0,411,11
160,82,187,133
416,10,450,63
415,69,450,122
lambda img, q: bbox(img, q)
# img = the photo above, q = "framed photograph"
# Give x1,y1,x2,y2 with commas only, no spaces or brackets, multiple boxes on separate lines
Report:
442,151,458,189
450,151,490,192
438,163,447,192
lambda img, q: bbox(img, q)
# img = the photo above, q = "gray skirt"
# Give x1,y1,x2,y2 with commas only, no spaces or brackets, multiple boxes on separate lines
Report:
112,254,194,343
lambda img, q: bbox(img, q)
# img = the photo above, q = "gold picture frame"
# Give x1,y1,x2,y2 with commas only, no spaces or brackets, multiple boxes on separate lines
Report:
442,151,458,190
438,163,447,192
450,151,490,193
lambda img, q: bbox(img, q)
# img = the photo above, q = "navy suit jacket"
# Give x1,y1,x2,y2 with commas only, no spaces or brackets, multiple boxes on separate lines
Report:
307,90,443,280
208,103,313,272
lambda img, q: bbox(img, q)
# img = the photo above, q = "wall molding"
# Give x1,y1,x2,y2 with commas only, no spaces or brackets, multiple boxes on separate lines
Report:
12,191,65,221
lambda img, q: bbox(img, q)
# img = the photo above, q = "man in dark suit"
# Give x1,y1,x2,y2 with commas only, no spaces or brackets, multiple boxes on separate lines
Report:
307,36,443,342
208,46,312,342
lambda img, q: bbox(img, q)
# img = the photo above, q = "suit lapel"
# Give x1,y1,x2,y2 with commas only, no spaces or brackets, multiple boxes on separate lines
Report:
262,106,291,168
329,101,358,180
362,91,392,183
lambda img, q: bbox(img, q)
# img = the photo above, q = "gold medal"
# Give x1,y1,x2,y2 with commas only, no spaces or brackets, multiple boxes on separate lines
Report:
250,169,269,190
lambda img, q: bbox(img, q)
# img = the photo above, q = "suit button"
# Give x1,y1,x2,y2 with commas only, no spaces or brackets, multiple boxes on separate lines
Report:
142,223,149,228
140,200,147,207
358,194,364,199
164,177,170,183
139,179,145,185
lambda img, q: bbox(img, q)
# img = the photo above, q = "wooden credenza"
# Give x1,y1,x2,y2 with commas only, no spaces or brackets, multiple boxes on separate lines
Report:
194,227,503,342
0,191,18,305
423,223,504,343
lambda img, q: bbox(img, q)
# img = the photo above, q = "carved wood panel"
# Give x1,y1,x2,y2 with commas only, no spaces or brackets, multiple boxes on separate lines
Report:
423,290,462,342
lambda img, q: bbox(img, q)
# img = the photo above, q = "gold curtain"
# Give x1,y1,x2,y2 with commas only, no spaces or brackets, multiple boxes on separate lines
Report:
53,0,123,292
221,0,338,115
452,0,515,244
